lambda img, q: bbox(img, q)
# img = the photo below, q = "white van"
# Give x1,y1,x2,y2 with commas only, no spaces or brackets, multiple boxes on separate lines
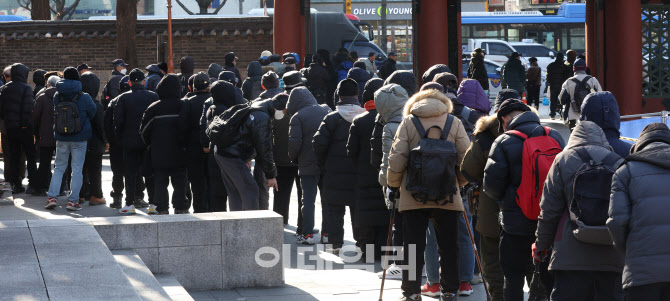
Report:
465,39,528,66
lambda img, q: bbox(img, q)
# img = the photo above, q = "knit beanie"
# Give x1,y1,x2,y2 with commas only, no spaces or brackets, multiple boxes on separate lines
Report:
63,67,80,81
496,99,530,132
261,71,279,89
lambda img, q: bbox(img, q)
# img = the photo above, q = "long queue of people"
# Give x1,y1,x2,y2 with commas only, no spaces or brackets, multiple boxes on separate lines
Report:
1,48,669,301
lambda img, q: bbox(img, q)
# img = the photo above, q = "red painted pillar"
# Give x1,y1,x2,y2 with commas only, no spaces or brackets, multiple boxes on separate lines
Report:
415,0,449,82
273,0,305,65
604,0,642,115
585,0,597,78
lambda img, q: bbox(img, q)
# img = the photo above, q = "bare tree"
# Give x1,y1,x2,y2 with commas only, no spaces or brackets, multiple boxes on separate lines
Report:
116,0,138,69
174,0,228,15
17,0,81,20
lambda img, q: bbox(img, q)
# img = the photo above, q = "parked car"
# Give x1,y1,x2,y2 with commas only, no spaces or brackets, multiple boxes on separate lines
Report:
509,42,559,70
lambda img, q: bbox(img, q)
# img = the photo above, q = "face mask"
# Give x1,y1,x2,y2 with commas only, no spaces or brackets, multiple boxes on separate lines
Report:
274,110,285,120
120,68,127,75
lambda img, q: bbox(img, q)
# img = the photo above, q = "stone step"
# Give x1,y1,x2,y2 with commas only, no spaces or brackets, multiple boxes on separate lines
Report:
112,250,172,301
155,273,195,301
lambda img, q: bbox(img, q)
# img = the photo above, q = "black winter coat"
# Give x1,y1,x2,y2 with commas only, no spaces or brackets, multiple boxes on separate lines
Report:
272,113,294,167
114,85,159,150
378,59,397,80
0,63,34,130
179,92,210,148
224,64,242,88
242,61,264,101
140,75,187,169
217,99,278,179
105,96,122,146
467,55,490,90
546,58,569,88
483,112,565,236
81,72,106,153
370,117,384,171
32,87,57,147
313,111,359,206
347,109,389,226
201,80,239,148
287,87,330,176
103,70,124,108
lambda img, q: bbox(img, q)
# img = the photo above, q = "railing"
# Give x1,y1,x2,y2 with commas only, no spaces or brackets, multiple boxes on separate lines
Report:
619,111,668,142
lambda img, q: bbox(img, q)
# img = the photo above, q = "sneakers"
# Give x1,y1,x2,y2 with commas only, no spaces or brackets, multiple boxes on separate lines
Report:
66,201,82,211
110,196,122,209
175,209,189,214
89,196,106,206
398,294,421,301
147,204,158,215
134,199,149,208
25,186,35,195
440,292,457,301
157,210,169,215
471,273,483,285
44,197,57,209
320,234,329,244
11,184,25,194
550,116,556,120
31,189,47,196
119,205,136,215
457,282,473,296
421,282,441,297
377,263,403,280
297,234,315,245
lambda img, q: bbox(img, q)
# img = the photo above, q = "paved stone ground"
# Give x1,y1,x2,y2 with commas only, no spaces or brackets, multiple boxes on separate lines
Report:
0,105,567,301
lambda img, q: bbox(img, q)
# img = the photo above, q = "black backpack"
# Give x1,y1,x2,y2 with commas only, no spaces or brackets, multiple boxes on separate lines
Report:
55,92,83,136
206,103,252,149
455,105,476,141
569,147,622,245
405,114,459,205
570,76,594,112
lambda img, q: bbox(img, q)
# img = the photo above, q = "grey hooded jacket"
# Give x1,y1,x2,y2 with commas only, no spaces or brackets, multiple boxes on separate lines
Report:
536,121,624,273
608,123,670,289
287,87,330,176
374,84,409,187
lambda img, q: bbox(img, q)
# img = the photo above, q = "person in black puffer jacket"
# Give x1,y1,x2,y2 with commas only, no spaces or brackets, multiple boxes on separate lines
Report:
0,63,38,193
32,75,60,196
218,71,246,104
32,69,46,98
468,49,490,91
145,64,163,92
422,64,451,83
213,84,280,211
303,55,332,106
258,71,284,101
384,70,417,97
242,61,264,101
346,77,388,259
347,67,371,105
178,56,194,98
313,78,366,250
270,93,301,224
483,99,565,301
114,69,159,211
80,71,107,205
140,75,188,214
223,52,242,88
546,53,570,119
608,123,670,301
179,72,211,213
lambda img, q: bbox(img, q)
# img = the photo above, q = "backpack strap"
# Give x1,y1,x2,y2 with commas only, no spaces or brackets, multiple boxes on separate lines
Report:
72,91,83,103
505,130,528,140
543,126,552,136
410,115,427,138
601,152,623,168
441,114,454,140
574,147,592,163
461,107,471,124
581,76,592,86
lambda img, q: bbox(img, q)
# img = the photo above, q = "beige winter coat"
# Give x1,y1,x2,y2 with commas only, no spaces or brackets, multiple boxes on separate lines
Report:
387,89,470,212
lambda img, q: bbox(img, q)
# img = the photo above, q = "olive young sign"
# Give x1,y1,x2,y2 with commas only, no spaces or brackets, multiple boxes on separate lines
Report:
351,3,413,20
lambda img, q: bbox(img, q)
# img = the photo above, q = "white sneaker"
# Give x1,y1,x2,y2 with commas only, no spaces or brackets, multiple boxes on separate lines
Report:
471,273,483,284
147,204,158,215
297,234,315,245
377,263,403,279
119,205,136,215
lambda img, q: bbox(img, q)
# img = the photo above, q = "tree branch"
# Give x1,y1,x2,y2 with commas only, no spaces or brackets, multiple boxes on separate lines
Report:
213,0,228,14
61,0,80,19
16,0,31,11
174,0,195,15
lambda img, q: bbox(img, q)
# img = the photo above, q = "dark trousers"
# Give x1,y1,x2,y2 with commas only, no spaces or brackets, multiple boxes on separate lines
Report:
499,231,553,301
273,166,301,224
625,282,670,301
401,209,459,296
186,146,209,213
549,85,561,118
207,152,228,212
123,149,148,206
480,235,504,301
82,151,103,199
568,119,577,132
109,144,125,198
552,270,623,301
153,168,188,212
37,147,55,191
324,202,357,247
392,209,404,265
5,128,37,187
527,84,541,107
356,225,389,260
214,154,258,211
299,175,319,236
253,161,269,210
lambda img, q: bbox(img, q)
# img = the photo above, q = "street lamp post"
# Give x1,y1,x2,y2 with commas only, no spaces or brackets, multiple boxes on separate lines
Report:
167,0,174,73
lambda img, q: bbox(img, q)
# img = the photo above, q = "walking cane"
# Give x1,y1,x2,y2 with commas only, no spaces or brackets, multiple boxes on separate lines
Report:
462,210,492,301
379,189,398,301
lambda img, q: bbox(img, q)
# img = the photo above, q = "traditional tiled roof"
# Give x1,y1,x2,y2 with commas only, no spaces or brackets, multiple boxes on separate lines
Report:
0,17,273,40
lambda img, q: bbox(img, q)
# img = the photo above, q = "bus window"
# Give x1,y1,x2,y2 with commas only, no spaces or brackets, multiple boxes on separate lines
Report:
570,28,586,51
508,29,521,42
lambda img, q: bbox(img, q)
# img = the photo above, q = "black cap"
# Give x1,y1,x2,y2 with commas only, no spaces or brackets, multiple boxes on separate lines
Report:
511,52,521,59
496,99,530,132
271,93,289,111
193,72,210,90
63,67,80,81
494,89,521,112
112,59,128,67
388,52,396,57
129,68,146,82
284,57,297,65
282,71,306,88
77,63,92,72
158,62,168,74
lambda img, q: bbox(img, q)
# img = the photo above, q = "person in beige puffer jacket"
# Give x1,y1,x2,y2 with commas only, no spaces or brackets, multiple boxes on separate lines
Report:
387,89,470,301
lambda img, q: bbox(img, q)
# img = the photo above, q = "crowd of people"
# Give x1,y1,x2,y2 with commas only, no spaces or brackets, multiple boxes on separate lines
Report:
0,46,668,301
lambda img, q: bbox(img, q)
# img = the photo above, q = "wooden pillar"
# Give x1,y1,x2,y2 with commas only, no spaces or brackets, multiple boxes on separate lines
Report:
414,0,450,83
273,0,306,64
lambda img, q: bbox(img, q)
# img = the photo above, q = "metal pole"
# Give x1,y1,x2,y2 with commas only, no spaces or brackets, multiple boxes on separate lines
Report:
167,0,174,73
381,0,387,53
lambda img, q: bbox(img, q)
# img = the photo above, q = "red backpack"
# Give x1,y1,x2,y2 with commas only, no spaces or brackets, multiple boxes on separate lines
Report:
505,127,562,220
